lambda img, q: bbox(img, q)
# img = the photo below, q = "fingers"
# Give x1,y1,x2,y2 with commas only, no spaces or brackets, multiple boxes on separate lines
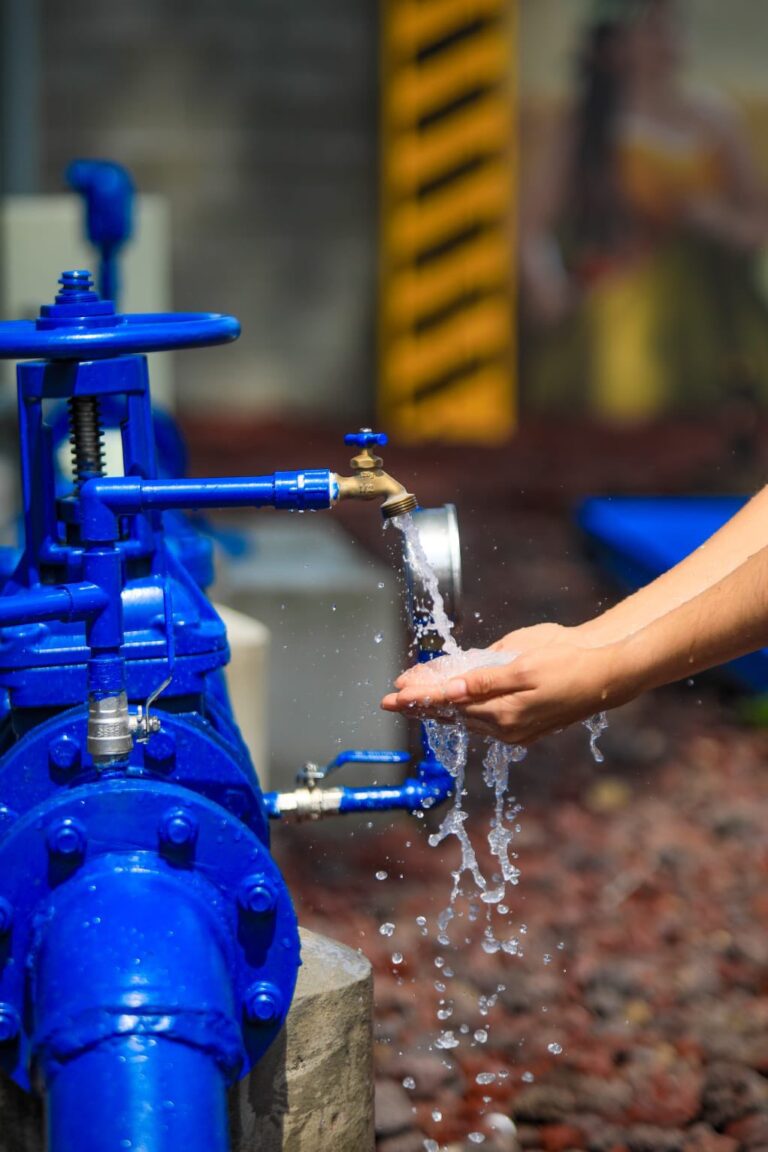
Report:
451,663,517,702
380,691,454,722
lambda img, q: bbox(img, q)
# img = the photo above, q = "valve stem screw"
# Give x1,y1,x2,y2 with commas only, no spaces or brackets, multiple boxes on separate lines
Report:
69,394,106,493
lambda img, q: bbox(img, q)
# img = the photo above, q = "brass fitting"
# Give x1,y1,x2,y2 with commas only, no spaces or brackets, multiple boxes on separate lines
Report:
333,432,417,519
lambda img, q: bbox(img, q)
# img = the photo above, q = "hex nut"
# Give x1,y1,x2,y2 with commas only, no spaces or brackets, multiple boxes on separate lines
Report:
244,981,283,1026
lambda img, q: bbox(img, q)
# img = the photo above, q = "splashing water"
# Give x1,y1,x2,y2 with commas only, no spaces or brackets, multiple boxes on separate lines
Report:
393,512,460,655
389,512,608,1053
583,711,608,763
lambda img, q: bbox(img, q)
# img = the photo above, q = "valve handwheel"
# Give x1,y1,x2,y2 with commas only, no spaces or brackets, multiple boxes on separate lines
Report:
0,271,240,360
343,429,388,448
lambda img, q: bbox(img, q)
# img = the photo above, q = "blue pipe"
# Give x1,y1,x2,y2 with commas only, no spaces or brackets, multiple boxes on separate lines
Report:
0,581,107,627
46,1037,230,1152
262,752,454,818
80,471,336,542
32,860,242,1152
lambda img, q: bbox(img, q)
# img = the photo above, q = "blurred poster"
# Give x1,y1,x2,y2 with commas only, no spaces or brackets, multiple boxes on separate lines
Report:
519,0,768,421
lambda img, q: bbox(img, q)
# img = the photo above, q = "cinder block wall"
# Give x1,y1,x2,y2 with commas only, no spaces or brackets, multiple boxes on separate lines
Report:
39,0,378,419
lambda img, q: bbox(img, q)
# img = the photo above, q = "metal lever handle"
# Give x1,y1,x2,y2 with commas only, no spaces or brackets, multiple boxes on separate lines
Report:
343,430,388,448
297,748,410,789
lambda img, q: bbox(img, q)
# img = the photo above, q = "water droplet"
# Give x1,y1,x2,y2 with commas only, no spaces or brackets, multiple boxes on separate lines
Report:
374,632,384,644
375,870,388,881
379,922,395,937
392,952,403,965
431,1109,442,1122
468,1134,485,1144
522,1070,535,1083
543,953,552,965
547,1042,563,1055
476,1072,496,1085
435,1030,459,1050
473,1028,488,1044
402,1076,415,1090
424,1141,440,1152
331,603,337,612
377,581,386,589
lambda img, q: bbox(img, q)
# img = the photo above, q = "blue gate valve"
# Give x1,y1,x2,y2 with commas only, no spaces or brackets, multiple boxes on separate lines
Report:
0,271,457,1152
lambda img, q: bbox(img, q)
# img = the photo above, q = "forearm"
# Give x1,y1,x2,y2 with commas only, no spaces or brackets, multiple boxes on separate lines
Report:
615,544,768,696
578,486,768,645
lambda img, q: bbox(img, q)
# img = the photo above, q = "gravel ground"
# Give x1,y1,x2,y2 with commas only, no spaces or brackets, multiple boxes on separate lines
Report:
189,416,768,1152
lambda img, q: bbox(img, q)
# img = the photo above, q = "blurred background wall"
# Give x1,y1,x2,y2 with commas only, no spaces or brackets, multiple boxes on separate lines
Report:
7,0,378,420
6,1,768,431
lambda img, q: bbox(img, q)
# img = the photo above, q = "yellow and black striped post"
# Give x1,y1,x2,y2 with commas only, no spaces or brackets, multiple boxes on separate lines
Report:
379,0,516,443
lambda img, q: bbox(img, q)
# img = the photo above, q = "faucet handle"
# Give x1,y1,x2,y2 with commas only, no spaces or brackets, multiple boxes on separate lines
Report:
344,429,388,448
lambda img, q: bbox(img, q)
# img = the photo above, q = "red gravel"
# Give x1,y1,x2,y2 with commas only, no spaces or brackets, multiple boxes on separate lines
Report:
188,416,768,1151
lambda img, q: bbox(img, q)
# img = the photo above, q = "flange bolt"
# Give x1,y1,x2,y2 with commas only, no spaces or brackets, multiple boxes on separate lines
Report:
238,874,278,917
158,808,198,850
48,735,81,777
0,898,13,936
47,818,87,861
0,1004,20,1044
144,731,176,772
243,982,283,1026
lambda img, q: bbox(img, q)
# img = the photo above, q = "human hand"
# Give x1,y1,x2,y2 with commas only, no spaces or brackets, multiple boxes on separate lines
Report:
488,621,575,655
392,623,575,694
382,638,636,747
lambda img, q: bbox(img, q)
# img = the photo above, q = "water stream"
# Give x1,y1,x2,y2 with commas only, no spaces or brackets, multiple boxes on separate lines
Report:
383,513,607,1146
390,512,608,1053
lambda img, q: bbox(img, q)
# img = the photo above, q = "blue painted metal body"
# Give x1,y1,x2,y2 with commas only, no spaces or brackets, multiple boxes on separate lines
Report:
577,495,768,691
0,270,453,1150
66,159,134,303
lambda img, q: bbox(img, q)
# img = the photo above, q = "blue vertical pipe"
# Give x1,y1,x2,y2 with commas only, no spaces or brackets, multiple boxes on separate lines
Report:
46,1036,230,1152
31,863,243,1152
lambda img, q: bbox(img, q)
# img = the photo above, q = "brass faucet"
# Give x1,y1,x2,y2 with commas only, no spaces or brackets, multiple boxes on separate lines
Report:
334,429,417,519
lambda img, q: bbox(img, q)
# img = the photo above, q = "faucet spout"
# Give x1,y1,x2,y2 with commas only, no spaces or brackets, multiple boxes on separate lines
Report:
333,430,417,520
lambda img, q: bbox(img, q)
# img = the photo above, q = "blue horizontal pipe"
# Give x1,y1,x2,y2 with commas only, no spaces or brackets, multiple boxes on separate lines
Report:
0,581,108,627
338,771,452,813
80,471,336,542
263,757,454,818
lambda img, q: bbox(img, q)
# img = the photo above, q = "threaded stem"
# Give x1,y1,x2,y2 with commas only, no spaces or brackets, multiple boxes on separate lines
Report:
69,396,106,492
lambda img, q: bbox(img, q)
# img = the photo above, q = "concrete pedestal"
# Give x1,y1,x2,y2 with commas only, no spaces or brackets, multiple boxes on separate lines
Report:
0,929,373,1152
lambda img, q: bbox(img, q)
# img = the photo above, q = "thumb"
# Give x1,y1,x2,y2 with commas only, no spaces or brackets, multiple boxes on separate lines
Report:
445,664,509,702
